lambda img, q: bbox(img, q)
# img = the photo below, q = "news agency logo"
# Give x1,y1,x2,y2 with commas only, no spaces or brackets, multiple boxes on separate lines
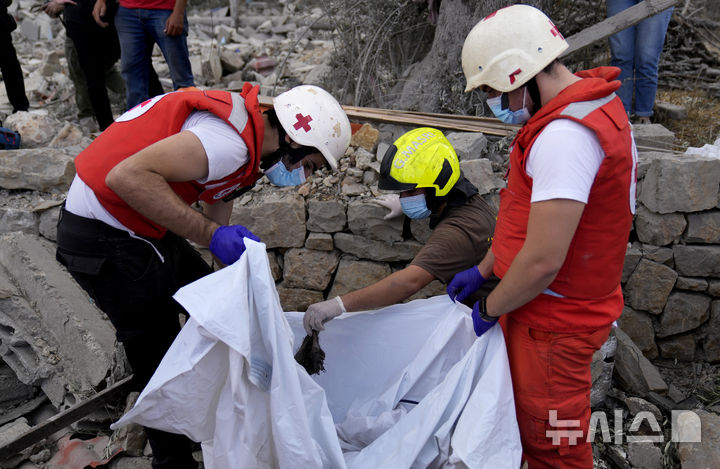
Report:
545,409,702,445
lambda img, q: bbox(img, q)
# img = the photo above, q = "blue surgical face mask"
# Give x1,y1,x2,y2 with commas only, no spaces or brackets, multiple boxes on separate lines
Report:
400,194,431,219
487,87,531,124
265,161,306,187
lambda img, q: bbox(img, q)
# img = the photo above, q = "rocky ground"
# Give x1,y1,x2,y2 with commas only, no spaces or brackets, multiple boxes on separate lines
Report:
1,0,720,468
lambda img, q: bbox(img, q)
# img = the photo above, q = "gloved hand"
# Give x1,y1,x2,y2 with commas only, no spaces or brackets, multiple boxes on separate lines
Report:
471,297,498,337
209,224,260,265
371,194,403,220
304,296,346,334
447,265,486,303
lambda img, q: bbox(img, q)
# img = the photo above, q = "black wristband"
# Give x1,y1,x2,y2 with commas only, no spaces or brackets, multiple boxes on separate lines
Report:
477,297,498,323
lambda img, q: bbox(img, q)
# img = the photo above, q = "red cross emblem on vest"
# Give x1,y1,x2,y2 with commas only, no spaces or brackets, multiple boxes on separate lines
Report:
293,113,313,132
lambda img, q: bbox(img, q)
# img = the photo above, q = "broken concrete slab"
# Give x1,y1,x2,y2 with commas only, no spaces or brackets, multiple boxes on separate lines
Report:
0,233,121,408
4,112,64,148
0,148,76,192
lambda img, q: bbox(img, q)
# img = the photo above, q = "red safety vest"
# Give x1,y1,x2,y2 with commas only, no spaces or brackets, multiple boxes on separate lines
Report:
75,83,265,239
492,67,636,331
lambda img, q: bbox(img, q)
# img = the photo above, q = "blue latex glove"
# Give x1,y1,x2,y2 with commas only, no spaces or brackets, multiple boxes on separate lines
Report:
471,298,498,337
209,225,260,265
447,265,486,303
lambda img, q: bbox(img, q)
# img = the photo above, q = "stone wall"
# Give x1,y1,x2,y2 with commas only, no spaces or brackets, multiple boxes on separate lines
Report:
619,147,720,364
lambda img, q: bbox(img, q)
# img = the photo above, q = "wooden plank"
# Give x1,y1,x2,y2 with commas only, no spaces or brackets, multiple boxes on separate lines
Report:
563,0,679,57
0,376,134,459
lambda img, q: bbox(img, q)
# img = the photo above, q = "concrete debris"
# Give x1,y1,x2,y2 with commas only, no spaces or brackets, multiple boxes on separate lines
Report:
0,0,719,466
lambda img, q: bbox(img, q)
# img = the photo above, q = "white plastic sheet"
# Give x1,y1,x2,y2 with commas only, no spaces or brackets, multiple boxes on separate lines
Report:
113,240,522,468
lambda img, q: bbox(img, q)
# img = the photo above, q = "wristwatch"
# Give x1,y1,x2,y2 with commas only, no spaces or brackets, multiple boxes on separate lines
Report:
477,297,498,323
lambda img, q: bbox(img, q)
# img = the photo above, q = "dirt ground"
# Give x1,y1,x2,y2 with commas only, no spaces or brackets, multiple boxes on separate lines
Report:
655,88,720,148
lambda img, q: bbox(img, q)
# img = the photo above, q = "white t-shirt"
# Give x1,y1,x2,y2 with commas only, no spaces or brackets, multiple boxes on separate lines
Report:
526,118,605,203
66,111,249,232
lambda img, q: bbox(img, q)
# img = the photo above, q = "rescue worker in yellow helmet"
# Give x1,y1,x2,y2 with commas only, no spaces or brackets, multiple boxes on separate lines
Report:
303,127,496,334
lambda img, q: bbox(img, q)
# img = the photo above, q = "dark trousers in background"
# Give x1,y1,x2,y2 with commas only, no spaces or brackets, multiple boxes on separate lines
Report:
56,207,211,469
0,16,29,113
65,19,121,130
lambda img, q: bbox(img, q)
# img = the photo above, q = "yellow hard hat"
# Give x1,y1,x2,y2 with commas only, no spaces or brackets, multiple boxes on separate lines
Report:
379,127,460,197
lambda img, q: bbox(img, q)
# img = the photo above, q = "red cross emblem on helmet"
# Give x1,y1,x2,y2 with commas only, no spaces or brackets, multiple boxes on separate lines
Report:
293,113,313,132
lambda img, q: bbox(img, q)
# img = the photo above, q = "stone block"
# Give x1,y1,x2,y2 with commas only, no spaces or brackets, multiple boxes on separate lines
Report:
459,159,504,195
354,148,379,172
0,233,119,407
639,154,720,214
622,243,643,283
303,64,331,86
333,233,421,262
0,418,31,447
0,148,76,192
673,245,720,277
677,410,720,469
350,123,379,152
627,442,663,469
305,232,333,251
4,112,64,148
702,302,720,363
49,123,87,148
38,206,60,241
0,208,38,235
220,47,246,74
341,178,366,196
614,327,668,395
306,198,346,233
685,210,720,244
328,257,391,298
282,248,339,291
641,244,674,268
636,151,669,180
654,101,688,120
624,259,677,314
632,123,675,150
201,47,223,82
635,204,686,246
656,292,710,338
446,131,488,161
276,286,323,312
230,191,306,248
709,280,720,297
617,306,658,359
410,217,432,244
347,200,402,242
657,334,696,361
676,277,708,292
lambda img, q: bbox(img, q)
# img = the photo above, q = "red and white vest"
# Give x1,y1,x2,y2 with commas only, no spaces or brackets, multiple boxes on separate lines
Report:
75,83,265,239
492,67,636,331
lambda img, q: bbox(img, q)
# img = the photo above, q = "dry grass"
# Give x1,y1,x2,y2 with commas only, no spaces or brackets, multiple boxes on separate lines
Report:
655,88,720,149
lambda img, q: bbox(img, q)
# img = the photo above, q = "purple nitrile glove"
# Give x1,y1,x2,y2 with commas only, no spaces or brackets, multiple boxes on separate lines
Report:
446,265,486,303
471,298,498,337
209,224,260,265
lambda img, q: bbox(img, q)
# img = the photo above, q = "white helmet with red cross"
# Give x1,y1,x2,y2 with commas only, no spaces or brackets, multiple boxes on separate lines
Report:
273,85,351,170
462,4,568,93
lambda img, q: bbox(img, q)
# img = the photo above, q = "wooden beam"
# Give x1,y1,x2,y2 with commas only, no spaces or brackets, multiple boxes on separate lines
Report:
0,376,134,459
563,0,679,57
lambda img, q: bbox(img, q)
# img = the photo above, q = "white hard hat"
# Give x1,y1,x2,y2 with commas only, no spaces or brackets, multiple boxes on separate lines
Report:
462,5,569,93
273,85,351,170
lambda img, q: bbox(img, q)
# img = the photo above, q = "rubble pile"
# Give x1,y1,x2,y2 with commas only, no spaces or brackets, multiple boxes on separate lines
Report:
0,1,719,468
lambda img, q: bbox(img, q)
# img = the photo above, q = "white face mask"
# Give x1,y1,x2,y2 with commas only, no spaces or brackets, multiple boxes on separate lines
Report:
486,87,532,124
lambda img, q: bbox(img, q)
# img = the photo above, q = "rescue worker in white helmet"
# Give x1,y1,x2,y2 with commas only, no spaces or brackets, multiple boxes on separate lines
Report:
55,83,350,469
303,127,496,335
448,5,636,467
